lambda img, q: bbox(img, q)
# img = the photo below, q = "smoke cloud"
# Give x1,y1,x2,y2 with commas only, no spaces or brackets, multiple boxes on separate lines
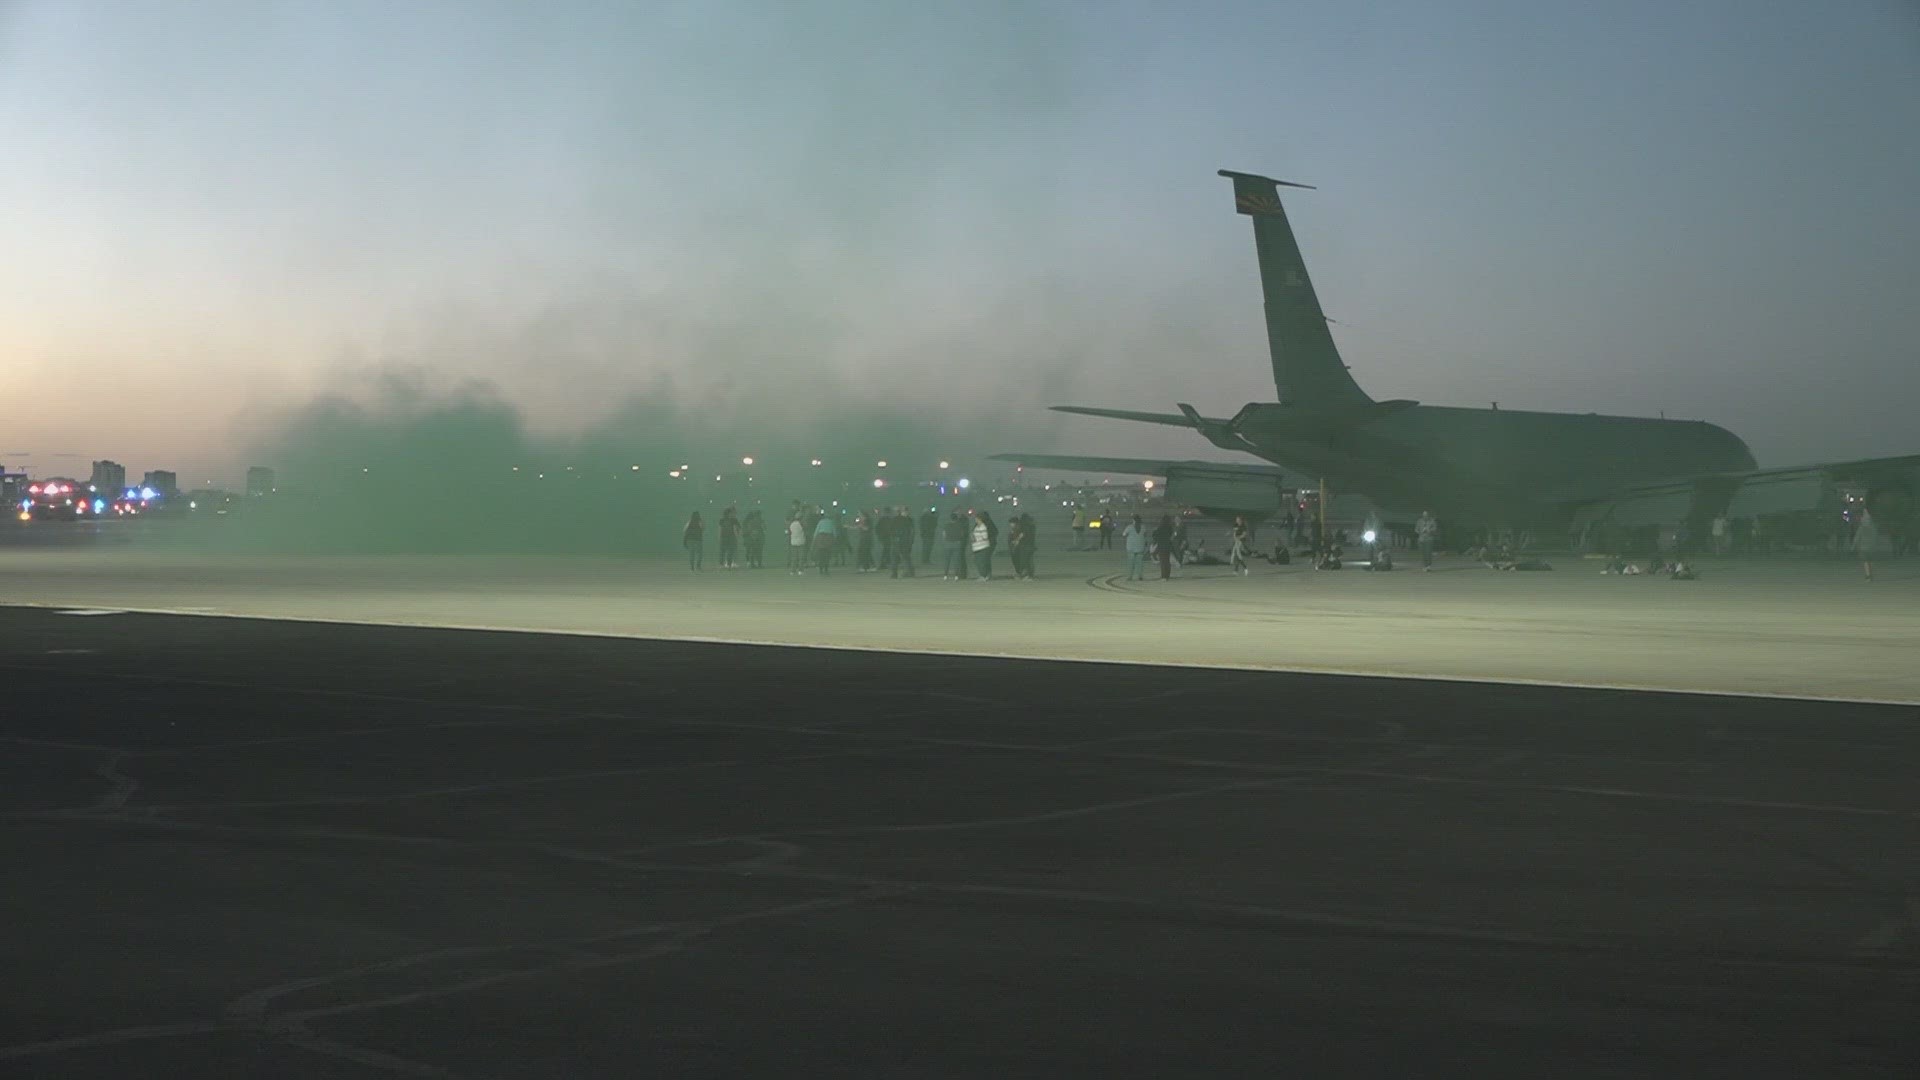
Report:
184,368,1061,554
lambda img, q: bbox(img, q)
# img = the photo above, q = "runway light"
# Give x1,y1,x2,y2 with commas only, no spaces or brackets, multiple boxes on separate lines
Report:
741,456,754,466
1143,480,1155,490
939,460,950,470
629,465,638,471
873,478,886,488
810,459,823,467
957,478,970,490
669,470,681,478
877,460,887,468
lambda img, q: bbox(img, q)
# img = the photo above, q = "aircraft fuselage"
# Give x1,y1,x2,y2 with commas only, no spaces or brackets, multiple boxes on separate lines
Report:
1241,404,1756,525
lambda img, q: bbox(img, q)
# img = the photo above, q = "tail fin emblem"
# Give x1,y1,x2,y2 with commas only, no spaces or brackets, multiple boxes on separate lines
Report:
1235,194,1283,215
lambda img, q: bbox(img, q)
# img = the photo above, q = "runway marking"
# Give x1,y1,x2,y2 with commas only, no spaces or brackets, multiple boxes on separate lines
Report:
189,747,879,811
798,776,1292,837
267,891,895,1025
1326,767,1917,819
280,1030,461,1078
548,843,1920,974
53,609,123,617
4,889,896,1066
24,805,1917,984
8,600,1918,708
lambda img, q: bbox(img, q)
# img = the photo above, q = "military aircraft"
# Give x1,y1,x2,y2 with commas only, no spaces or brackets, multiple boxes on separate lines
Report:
994,170,1918,533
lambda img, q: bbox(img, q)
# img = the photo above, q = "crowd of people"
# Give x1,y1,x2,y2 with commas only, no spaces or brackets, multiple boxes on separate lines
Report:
677,503,1361,583
680,501,1895,585
683,502,1048,580
679,503,1451,580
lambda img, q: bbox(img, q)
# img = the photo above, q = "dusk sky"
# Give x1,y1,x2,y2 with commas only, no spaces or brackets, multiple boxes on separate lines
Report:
2,0,1916,484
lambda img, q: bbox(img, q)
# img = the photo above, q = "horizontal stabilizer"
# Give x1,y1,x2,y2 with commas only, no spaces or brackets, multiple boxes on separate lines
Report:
989,452,1282,479
1049,405,1214,428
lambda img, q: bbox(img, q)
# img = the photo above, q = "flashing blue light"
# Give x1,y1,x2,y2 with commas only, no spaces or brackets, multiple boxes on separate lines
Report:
957,478,971,490
94,499,107,513
140,486,157,501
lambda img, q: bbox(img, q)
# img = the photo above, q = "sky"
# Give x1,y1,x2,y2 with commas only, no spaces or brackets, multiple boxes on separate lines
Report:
1,0,1917,485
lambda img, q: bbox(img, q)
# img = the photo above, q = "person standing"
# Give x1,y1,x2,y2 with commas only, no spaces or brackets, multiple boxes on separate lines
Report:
1098,511,1116,550
1853,507,1880,581
811,511,839,576
1151,515,1176,580
717,506,740,569
1017,513,1039,579
890,507,916,578
1123,514,1148,580
874,509,895,572
1070,507,1086,550
1229,516,1252,576
854,513,875,572
919,506,939,566
682,512,705,571
742,509,765,569
787,512,808,573
942,510,968,580
1005,515,1028,579
971,510,996,580
1415,510,1438,571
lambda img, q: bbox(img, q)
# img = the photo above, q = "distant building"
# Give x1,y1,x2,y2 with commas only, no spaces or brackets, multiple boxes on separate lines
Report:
91,460,126,493
142,470,178,497
245,466,276,497
1,469,25,507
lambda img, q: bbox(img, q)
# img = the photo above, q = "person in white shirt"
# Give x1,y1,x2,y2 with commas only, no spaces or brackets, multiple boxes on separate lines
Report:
787,515,808,574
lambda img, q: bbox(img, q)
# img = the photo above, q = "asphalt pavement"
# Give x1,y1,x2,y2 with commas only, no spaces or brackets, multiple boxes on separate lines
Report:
2,606,1915,1077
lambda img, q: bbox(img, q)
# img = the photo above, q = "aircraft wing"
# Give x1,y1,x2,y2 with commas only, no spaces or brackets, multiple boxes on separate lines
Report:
1557,452,1920,526
989,453,1284,479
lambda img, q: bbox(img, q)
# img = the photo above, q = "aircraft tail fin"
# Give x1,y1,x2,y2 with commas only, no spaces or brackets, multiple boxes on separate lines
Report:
1218,170,1372,407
